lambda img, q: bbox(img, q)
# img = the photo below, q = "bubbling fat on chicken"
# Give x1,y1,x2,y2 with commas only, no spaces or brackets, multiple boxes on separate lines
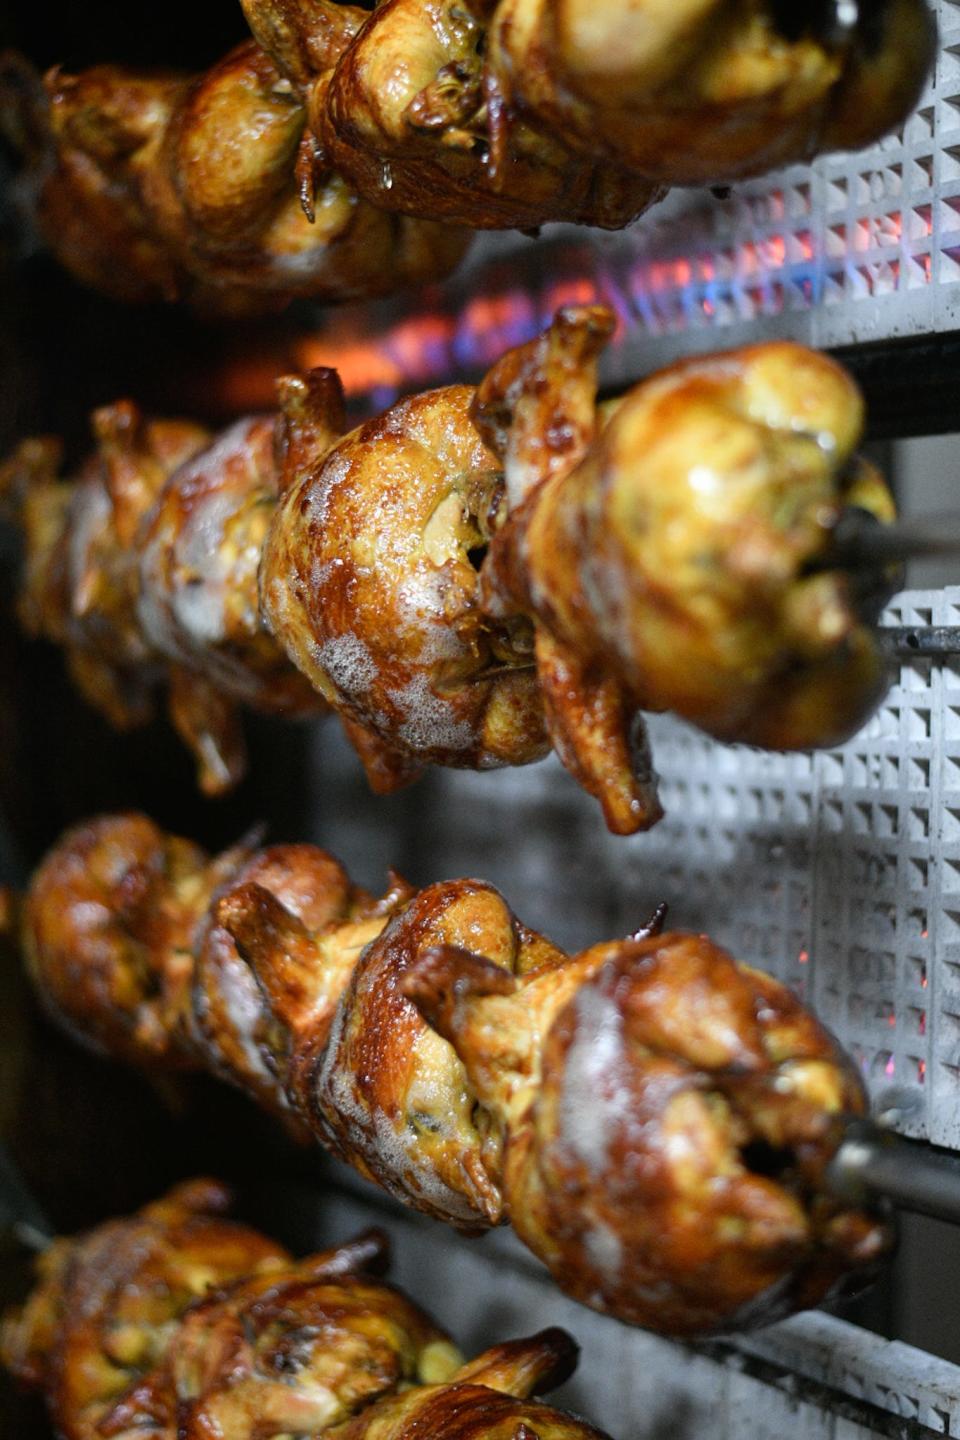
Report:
1,307,898,832
13,811,893,1336
1,1177,603,1440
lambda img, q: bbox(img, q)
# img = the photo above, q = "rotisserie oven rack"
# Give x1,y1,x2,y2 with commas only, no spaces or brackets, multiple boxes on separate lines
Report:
4,3,960,1439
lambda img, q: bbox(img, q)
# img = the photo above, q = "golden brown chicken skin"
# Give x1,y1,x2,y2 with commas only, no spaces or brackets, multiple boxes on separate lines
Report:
0,1179,290,1440
470,305,897,830
3,309,896,826
1,410,210,736
5,0,931,299
485,0,935,184
408,931,890,1334
293,0,665,230
328,1331,607,1440
239,0,932,229
260,378,549,793
265,305,897,830
3,1186,609,1440
95,1234,460,1440
193,837,409,1131
0,39,469,314
13,812,893,1336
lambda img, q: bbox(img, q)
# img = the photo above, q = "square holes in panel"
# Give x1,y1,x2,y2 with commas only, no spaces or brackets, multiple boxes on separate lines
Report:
636,592,951,1143
300,3,959,409
812,594,938,1141
622,721,819,1002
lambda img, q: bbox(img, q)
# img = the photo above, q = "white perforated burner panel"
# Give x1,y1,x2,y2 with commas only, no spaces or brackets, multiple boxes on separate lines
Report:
306,587,960,1152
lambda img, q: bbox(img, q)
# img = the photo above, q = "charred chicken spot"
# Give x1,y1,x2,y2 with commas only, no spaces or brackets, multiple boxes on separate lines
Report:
740,1139,796,1183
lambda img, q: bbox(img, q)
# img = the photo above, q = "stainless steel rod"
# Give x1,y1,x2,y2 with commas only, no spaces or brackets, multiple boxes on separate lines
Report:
881,625,960,658
828,1122,960,1225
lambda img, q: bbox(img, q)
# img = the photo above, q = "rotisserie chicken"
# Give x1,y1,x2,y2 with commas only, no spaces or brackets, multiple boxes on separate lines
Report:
0,40,470,315
1,307,897,830
1,0,933,307
8,811,893,1336
1,1177,603,1440
243,0,934,225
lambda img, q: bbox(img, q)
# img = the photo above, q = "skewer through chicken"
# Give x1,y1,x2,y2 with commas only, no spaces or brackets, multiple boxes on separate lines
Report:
1,1176,603,1440
8,811,894,1336
1,0,934,308
0,307,898,830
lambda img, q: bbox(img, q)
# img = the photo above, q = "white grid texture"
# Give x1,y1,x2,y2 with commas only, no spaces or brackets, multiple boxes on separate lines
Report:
477,0,960,382
617,591,944,1144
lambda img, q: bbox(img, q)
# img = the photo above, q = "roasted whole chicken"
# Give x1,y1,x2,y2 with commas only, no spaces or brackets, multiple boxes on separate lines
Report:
0,39,469,314
1,0,933,302
9,811,893,1336
243,0,934,227
1,1177,602,1440
1,308,898,830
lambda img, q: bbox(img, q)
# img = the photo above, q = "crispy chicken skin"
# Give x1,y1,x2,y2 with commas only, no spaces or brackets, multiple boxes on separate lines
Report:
409,933,889,1333
485,0,935,183
240,0,932,228
14,813,893,1335
2,1184,606,1440
2,0,932,301
0,40,469,314
260,378,549,792
2,309,896,829
0,1179,291,1439
470,306,897,829
291,0,665,230
328,1332,605,1440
